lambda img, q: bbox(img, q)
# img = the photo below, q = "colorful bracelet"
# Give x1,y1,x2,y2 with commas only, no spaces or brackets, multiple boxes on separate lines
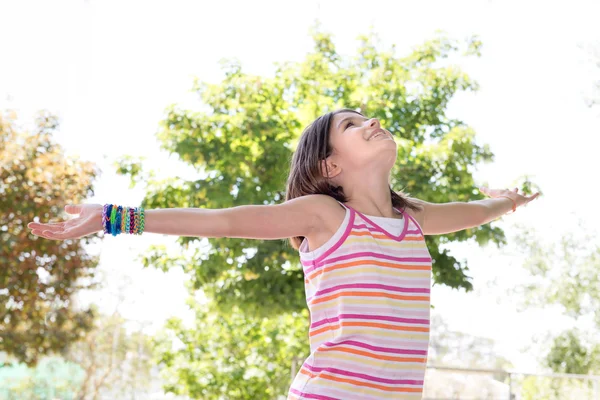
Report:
138,207,145,234
101,204,145,236
102,204,110,234
130,207,135,234
134,207,140,235
125,206,130,234
121,206,127,234
110,204,117,235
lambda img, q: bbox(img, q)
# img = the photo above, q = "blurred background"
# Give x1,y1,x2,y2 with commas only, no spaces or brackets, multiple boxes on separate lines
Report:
1,0,599,398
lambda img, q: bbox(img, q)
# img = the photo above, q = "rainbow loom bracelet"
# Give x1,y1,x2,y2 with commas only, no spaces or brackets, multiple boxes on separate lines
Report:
102,204,110,234
115,206,120,236
110,204,117,235
125,206,130,234
133,207,139,235
129,207,135,234
118,206,124,235
121,206,127,233
102,204,145,236
137,207,145,235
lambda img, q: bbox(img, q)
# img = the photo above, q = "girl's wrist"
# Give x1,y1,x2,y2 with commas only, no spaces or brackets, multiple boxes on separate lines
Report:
497,195,517,213
101,204,145,236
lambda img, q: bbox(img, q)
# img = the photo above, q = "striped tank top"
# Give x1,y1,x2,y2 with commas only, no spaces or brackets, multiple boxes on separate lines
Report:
287,201,432,400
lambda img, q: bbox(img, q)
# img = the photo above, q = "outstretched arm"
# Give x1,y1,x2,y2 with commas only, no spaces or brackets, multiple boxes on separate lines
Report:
410,187,540,236
27,194,330,241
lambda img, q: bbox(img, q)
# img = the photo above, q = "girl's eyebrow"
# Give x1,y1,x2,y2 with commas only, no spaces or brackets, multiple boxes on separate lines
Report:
337,115,367,129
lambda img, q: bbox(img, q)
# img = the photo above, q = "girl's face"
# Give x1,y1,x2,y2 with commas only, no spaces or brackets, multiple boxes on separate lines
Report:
325,111,397,177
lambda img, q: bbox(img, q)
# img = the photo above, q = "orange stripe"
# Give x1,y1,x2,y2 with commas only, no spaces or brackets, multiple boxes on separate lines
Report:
319,345,426,363
308,259,431,280
351,230,424,241
309,291,429,306
309,321,429,336
300,369,423,392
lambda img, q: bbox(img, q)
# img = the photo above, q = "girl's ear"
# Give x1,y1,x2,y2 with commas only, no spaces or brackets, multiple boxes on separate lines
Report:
320,158,341,179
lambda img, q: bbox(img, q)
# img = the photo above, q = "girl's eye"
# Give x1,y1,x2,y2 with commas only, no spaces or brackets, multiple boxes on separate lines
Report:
345,122,354,129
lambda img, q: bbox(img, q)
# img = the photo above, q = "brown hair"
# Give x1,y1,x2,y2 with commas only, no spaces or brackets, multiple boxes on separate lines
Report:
285,108,423,250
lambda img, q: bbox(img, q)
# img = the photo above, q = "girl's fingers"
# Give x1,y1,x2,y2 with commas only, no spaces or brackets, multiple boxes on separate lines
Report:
42,229,71,240
64,204,83,215
31,230,58,240
28,221,65,229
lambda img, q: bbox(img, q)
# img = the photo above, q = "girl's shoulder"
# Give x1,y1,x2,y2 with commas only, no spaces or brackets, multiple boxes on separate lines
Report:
403,198,425,229
304,195,347,253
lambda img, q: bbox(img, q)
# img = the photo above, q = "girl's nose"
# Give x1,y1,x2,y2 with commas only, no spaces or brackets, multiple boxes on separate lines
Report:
367,118,381,128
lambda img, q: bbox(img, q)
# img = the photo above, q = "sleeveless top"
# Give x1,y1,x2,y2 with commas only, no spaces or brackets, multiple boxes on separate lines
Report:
287,201,432,400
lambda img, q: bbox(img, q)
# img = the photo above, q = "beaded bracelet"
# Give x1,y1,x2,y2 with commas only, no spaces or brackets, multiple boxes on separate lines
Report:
101,204,145,236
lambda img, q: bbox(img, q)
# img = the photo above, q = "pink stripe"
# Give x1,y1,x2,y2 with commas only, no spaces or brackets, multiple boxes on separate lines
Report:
316,336,429,351
311,313,429,329
303,363,424,386
301,358,427,380
347,204,410,241
310,307,430,321
304,251,432,273
288,388,339,400
314,283,430,297
322,339,428,356
405,212,424,237
317,275,431,289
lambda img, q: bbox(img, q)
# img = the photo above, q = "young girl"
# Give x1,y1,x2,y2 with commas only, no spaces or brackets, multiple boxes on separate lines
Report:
28,108,539,399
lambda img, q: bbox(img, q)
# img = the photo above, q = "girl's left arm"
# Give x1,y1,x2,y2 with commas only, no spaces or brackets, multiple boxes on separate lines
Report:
410,187,540,236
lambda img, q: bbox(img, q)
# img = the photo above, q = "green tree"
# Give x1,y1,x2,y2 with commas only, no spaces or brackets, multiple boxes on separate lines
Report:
0,110,100,366
117,27,520,396
513,222,600,373
510,223,600,397
513,224,600,329
545,329,600,375
119,28,502,317
154,298,309,399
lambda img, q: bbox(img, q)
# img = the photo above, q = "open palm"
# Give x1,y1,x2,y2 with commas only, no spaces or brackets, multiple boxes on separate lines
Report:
28,204,104,241
479,186,540,209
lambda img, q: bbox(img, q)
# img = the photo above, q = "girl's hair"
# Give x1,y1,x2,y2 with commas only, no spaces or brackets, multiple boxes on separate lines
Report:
285,108,423,250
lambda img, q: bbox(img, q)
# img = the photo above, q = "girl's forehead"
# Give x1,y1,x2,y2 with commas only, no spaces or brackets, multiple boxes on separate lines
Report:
334,112,365,121
333,112,367,126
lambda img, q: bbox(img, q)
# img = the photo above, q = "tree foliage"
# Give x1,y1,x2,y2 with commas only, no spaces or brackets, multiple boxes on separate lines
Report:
154,300,309,399
118,29,501,318
0,110,100,366
512,222,600,376
116,28,513,397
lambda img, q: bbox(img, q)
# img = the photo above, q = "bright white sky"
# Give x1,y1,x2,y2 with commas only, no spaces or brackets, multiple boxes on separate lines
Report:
1,0,599,372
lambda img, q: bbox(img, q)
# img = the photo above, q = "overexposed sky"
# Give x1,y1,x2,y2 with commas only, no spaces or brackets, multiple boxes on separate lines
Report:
2,0,599,372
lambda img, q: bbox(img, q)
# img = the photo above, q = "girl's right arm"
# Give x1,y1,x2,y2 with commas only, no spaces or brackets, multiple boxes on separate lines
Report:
28,195,329,241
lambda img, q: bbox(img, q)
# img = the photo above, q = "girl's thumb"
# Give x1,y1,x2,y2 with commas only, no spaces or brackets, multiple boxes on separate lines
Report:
65,204,82,214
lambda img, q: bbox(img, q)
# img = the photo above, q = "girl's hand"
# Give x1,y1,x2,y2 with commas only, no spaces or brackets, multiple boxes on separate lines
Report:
27,204,104,240
479,186,540,210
